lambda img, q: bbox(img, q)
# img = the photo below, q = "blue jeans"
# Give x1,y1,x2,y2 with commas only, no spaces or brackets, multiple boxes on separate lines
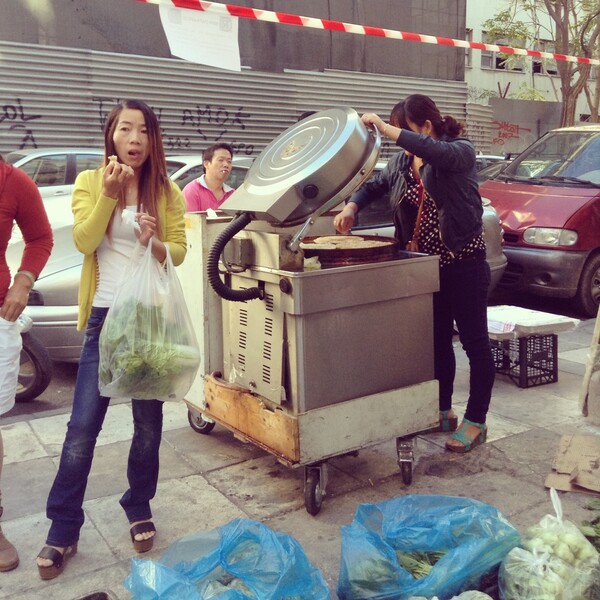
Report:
45,307,163,547
434,254,495,424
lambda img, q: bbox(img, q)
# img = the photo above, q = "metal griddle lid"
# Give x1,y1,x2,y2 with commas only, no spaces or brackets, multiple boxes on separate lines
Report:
241,106,364,200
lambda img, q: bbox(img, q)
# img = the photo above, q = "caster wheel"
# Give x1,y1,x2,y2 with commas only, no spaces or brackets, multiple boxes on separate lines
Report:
304,470,323,515
188,409,215,434
400,461,412,485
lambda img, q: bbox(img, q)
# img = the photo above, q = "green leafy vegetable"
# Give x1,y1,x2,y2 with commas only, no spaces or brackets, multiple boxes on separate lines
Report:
395,550,446,579
345,557,398,597
581,501,600,553
99,298,200,400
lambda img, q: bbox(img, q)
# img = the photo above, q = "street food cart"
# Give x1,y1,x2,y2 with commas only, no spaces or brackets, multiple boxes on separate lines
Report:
178,108,440,514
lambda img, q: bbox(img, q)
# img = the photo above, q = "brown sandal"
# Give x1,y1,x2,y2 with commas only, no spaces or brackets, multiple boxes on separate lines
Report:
37,543,77,580
130,521,156,553
437,410,458,432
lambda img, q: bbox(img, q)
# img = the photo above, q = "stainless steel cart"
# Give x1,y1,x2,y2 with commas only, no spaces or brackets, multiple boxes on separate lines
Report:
178,108,441,514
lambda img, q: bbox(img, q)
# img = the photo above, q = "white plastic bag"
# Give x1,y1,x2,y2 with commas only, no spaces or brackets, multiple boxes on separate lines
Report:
499,488,599,600
0,317,21,415
99,240,200,402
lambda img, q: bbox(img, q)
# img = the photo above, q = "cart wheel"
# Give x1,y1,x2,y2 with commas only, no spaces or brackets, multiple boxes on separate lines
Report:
188,409,215,434
304,470,323,516
400,461,413,485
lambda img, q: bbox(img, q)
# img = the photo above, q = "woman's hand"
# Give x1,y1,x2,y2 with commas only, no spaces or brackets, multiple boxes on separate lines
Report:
135,212,157,246
361,113,400,142
333,202,358,234
102,156,134,199
361,113,387,134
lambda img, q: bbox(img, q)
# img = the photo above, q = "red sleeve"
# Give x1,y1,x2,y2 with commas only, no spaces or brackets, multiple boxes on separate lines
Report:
11,167,54,277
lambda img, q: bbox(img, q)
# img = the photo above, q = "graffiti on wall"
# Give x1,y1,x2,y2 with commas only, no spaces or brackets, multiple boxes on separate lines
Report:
93,97,255,156
491,120,532,147
0,98,41,149
181,105,254,155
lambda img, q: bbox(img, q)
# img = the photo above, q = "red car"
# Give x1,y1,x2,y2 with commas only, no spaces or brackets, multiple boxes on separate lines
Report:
480,125,600,317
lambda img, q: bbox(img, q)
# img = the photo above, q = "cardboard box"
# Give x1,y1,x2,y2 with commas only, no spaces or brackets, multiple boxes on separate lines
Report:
545,434,600,496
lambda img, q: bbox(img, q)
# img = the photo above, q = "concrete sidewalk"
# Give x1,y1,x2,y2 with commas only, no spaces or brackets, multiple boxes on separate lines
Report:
1,318,599,600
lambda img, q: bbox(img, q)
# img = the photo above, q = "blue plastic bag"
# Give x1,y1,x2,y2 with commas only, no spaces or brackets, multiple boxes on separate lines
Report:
337,495,520,600
124,518,331,599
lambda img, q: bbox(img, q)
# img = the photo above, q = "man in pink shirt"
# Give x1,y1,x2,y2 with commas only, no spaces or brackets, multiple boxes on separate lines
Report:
183,143,235,211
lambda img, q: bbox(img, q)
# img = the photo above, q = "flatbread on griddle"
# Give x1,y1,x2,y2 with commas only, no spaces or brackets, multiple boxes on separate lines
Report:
312,235,364,244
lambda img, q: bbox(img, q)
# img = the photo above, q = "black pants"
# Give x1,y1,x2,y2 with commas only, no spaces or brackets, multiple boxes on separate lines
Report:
434,255,495,424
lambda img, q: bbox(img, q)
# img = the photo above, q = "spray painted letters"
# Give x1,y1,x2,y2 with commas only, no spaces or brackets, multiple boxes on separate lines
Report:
0,98,41,149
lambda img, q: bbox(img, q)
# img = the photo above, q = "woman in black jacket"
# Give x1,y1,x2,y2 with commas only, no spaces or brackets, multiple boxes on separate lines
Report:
334,94,495,453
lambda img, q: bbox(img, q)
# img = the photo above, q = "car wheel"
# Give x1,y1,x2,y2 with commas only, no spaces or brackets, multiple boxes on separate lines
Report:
16,332,53,402
573,253,600,318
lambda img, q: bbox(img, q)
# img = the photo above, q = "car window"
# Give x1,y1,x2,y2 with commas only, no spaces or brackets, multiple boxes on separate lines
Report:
506,131,600,180
172,165,203,190
76,153,103,175
476,161,511,183
166,160,187,177
228,166,249,190
350,167,394,229
560,136,600,182
19,156,67,187
353,193,394,228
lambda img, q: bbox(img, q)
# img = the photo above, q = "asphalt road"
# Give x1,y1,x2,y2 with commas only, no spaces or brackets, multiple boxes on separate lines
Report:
4,289,590,423
8,360,79,420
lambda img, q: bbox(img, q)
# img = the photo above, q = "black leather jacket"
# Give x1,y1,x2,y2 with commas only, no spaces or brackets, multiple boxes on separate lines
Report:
351,131,483,254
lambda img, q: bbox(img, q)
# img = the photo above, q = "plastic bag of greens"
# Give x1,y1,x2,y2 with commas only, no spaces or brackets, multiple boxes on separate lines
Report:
99,238,200,401
337,495,520,600
499,488,599,600
124,518,331,600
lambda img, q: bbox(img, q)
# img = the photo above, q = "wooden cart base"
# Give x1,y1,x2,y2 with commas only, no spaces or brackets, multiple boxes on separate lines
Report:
185,372,439,515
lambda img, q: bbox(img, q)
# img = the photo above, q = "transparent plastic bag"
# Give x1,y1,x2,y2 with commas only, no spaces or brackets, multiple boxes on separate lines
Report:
99,239,200,401
498,488,599,600
337,495,520,600
124,518,331,599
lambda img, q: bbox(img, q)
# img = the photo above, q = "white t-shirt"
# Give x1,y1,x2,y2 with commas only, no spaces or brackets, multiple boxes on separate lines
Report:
94,204,138,307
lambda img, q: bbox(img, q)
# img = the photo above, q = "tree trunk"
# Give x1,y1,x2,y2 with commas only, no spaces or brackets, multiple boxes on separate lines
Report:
561,92,579,126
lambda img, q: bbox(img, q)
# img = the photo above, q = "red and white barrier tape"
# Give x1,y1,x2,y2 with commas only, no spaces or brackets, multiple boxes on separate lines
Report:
136,0,600,66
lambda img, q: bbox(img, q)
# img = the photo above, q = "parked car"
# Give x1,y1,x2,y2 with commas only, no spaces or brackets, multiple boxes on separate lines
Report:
480,125,600,317
7,151,506,369
5,147,104,187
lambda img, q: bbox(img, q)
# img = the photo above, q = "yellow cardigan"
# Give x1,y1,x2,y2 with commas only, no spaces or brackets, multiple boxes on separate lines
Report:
72,169,187,331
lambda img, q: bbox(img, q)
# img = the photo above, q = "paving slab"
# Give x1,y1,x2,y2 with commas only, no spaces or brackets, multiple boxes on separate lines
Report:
0,323,599,599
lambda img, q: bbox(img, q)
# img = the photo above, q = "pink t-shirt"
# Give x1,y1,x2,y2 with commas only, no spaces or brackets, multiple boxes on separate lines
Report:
183,175,234,212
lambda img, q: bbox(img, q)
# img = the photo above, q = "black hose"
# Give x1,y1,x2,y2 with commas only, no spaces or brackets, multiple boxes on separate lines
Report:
206,212,262,302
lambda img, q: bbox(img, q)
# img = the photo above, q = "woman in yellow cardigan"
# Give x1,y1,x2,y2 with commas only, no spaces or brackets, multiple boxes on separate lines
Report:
37,99,187,580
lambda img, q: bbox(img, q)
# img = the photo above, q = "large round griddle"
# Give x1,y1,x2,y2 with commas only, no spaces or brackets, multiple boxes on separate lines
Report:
301,235,401,266
219,107,380,226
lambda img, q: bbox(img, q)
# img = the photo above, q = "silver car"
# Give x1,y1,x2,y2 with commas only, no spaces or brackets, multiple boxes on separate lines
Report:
8,152,505,366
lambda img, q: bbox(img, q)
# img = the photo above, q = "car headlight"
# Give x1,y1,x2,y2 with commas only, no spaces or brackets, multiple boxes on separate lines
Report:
523,228,578,246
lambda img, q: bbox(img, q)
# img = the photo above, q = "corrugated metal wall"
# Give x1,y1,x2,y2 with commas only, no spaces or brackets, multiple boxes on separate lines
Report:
0,41,478,159
466,103,494,154
0,0,466,81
